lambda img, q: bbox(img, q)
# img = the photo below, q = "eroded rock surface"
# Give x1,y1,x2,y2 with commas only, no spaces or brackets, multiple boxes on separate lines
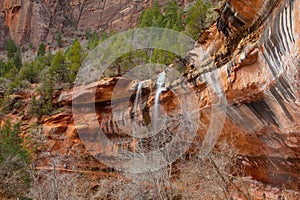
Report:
1,0,299,197
54,0,300,189
0,0,194,50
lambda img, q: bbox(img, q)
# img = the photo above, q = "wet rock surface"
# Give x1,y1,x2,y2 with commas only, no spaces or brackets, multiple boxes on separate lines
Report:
0,0,299,197
55,0,300,188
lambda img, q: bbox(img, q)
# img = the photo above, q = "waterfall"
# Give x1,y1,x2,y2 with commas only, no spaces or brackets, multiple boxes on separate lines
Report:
154,71,166,130
132,81,146,137
133,81,145,114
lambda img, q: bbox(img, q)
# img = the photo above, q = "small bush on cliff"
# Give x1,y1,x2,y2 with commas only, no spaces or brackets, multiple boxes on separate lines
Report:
5,39,22,69
57,31,63,48
28,96,44,118
0,121,31,198
37,68,54,115
87,31,99,50
37,43,46,56
184,0,217,39
0,59,7,77
18,62,38,83
6,39,18,59
13,49,22,69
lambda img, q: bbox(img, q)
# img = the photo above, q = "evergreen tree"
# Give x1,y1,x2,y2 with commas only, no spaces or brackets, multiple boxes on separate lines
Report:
0,59,9,77
165,0,184,31
38,68,54,115
65,39,82,82
87,31,99,50
57,31,63,48
18,62,37,83
184,0,215,39
13,49,22,69
0,120,31,198
0,121,29,162
49,50,68,82
85,28,91,40
6,39,17,59
138,1,166,28
37,43,46,56
3,61,18,81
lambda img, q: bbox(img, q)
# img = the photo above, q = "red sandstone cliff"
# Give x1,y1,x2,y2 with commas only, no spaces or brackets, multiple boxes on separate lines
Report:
0,0,194,50
54,0,300,191
1,0,300,198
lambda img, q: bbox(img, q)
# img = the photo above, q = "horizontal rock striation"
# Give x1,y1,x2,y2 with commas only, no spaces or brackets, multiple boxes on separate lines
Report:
1,0,297,191
55,0,300,187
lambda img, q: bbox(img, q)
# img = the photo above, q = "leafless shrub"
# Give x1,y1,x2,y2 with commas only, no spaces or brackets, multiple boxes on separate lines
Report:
28,158,94,200
175,140,253,200
0,156,30,199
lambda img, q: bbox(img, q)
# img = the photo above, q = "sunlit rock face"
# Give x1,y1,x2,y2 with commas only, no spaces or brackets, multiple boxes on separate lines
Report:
187,0,300,188
31,0,299,190
56,0,300,188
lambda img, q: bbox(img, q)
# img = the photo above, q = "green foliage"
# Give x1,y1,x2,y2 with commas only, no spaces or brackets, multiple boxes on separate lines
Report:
87,30,115,50
18,62,37,83
138,1,184,31
49,50,68,82
151,49,177,64
5,39,22,71
0,121,29,162
100,31,113,43
138,1,166,28
3,61,18,81
0,93,13,116
87,31,99,50
85,29,91,40
37,67,54,115
28,96,43,117
57,31,63,48
104,1,185,77
13,49,22,69
184,0,217,39
0,121,31,198
6,39,18,59
164,0,184,31
65,39,83,82
0,59,9,77
37,43,46,56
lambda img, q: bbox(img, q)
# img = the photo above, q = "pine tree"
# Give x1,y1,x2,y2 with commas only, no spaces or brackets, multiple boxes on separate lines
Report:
0,121,29,161
57,31,63,48
165,0,184,31
13,49,22,69
0,59,9,77
65,39,82,82
138,1,165,28
88,31,99,50
49,50,68,82
37,43,46,56
0,120,31,198
6,39,17,59
184,0,215,39
3,61,18,81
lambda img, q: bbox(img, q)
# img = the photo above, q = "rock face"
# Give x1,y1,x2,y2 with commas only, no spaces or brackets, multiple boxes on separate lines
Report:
1,0,299,196
0,0,194,50
188,0,300,188
53,0,300,189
